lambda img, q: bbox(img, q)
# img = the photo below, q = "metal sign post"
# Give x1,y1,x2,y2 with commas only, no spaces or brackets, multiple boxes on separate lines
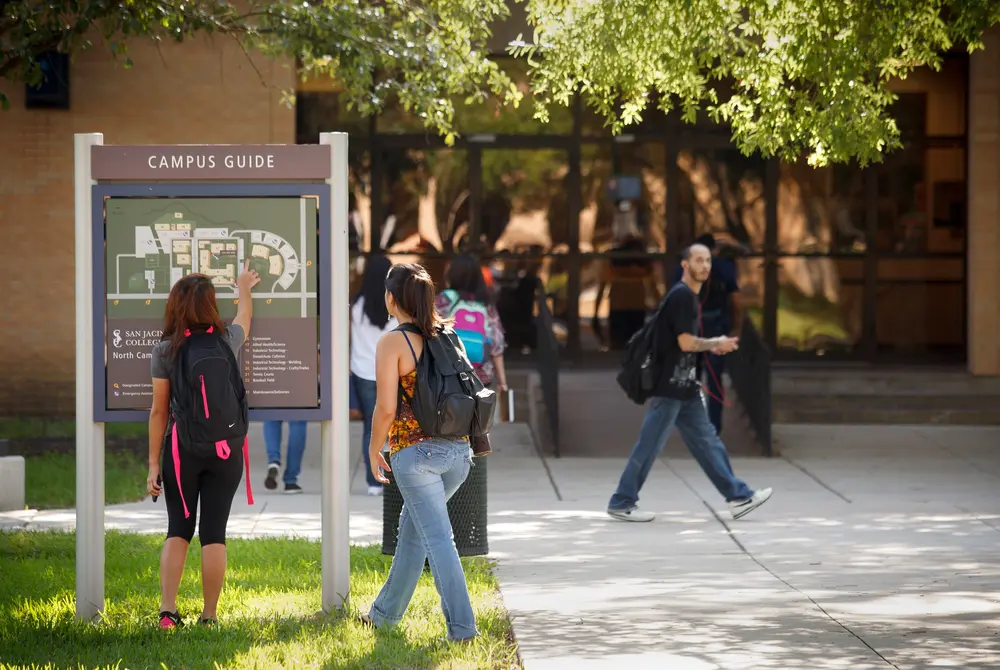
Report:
73,133,351,620
75,132,105,621
321,132,352,611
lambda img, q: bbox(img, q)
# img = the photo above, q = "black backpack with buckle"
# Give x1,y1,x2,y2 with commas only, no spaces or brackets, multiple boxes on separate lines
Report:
396,323,496,439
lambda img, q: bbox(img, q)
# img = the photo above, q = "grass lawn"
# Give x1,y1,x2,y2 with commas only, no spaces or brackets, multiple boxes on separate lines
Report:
0,418,147,439
0,531,520,670
23,451,149,510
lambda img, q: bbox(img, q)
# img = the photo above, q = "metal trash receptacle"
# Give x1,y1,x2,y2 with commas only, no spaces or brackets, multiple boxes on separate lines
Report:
381,454,488,557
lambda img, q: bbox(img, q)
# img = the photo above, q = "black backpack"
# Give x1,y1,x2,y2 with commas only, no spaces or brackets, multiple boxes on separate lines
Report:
397,323,496,439
167,327,253,518
616,284,686,404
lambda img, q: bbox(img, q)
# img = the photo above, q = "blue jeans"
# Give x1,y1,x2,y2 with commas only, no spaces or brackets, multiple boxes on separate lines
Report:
263,420,307,485
608,396,753,510
351,373,380,487
369,439,477,640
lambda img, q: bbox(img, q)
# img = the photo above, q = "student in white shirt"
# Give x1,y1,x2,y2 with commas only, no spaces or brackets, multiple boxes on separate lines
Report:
350,254,397,495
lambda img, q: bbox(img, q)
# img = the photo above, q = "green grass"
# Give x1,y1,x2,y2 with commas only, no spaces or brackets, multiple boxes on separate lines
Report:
23,451,149,510
0,418,147,439
0,531,520,670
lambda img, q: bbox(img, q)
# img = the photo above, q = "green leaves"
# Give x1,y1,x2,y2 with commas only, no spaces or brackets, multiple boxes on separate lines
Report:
516,0,1000,165
2,0,998,165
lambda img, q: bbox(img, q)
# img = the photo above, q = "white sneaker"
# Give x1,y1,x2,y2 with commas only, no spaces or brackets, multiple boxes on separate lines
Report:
607,507,655,522
729,487,773,520
367,486,384,496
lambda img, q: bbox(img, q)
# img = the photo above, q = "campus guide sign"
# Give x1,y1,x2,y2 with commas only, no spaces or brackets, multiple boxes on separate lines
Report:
74,135,351,620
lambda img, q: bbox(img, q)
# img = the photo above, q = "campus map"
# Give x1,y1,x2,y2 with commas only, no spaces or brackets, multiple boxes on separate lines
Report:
105,197,318,320
104,196,320,411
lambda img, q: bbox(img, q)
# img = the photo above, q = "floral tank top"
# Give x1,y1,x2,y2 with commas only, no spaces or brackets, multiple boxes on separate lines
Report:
388,369,470,455
388,371,428,455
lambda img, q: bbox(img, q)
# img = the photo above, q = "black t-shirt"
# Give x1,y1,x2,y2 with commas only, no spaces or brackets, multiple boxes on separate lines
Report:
652,284,701,400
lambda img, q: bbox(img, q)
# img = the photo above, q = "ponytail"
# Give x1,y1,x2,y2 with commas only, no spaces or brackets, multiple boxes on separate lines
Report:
385,263,449,337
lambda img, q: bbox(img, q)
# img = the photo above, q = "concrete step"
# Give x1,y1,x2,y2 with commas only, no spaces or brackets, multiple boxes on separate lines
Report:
774,394,1000,425
772,367,1000,396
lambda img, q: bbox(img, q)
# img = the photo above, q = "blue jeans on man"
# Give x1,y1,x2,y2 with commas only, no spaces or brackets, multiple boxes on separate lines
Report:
368,438,477,641
263,420,307,487
608,396,753,512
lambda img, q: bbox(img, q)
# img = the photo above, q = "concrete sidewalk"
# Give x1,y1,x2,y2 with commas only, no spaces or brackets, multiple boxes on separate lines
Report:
3,423,1000,669
491,424,1000,670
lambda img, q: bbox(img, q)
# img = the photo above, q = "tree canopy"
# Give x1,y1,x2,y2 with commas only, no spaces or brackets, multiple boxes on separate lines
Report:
2,0,998,166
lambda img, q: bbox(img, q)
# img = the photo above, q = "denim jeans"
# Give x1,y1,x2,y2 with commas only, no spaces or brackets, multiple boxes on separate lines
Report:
369,438,477,640
608,395,753,510
351,373,380,487
263,420,307,485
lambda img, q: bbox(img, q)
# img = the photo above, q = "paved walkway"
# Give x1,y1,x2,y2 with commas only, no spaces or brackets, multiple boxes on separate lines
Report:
4,423,1000,669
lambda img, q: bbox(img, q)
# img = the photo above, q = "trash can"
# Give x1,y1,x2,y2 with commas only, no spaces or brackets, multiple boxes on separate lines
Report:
381,452,489,557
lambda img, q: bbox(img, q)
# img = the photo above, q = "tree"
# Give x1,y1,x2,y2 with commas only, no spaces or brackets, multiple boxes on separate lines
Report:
0,0,521,139
512,0,1000,165
3,1,999,166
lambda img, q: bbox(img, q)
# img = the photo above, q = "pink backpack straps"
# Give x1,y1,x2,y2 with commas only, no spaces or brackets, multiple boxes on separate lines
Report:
243,436,254,505
171,421,191,519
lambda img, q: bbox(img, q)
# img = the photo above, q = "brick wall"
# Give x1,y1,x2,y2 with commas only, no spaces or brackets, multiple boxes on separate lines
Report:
0,37,295,416
969,28,1000,375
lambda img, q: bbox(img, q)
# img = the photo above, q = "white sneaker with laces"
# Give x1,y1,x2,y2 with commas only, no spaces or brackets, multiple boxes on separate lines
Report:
607,507,655,522
729,487,773,520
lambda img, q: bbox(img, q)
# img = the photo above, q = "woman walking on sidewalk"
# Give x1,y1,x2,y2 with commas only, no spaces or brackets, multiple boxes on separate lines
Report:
350,254,397,496
363,263,478,642
146,262,260,628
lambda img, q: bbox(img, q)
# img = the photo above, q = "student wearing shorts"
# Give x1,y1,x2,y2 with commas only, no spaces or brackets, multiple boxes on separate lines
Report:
146,261,260,628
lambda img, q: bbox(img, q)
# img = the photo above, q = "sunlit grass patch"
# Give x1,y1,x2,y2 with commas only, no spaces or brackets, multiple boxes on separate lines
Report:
0,530,520,669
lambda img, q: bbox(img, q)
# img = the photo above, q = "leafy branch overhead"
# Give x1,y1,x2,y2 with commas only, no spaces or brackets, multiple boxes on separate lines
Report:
2,1,999,165
0,0,521,137
513,0,1000,166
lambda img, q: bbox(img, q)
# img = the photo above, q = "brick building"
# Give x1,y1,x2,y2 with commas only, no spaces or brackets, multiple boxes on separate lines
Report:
1,27,999,417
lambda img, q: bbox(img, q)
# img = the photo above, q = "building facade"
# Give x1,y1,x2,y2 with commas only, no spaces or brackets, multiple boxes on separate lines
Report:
1,28,999,417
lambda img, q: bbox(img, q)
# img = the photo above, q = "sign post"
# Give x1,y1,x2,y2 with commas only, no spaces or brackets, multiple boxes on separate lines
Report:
75,132,105,621
321,132,351,610
74,133,351,620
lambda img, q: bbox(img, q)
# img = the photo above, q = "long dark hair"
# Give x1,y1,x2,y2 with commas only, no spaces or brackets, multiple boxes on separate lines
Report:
384,263,448,338
445,253,489,304
161,274,226,358
353,254,392,329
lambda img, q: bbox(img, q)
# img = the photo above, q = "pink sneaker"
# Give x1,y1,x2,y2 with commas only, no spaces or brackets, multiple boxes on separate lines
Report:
159,611,183,629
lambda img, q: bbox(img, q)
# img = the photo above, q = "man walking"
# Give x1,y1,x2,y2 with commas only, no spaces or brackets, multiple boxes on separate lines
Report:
670,233,741,435
608,243,771,522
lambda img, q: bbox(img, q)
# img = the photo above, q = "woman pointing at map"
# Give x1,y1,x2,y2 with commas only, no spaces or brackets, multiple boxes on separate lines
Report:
146,260,260,629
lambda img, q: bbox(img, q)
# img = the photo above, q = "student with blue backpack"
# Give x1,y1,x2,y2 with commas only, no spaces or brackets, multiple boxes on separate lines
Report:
435,254,508,394
146,261,259,629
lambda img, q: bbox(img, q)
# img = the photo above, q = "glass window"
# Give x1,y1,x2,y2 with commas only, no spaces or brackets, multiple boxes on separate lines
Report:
676,149,768,251
876,282,964,354
490,254,552,352
580,142,668,253
348,151,372,252
380,149,470,254
775,258,863,354
579,255,668,351
778,161,867,254
888,57,967,137
875,147,966,254
295,91,370,140
480,149,571,254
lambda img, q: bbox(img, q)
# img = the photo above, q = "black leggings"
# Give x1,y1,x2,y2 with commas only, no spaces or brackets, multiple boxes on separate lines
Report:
162,438,244,546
